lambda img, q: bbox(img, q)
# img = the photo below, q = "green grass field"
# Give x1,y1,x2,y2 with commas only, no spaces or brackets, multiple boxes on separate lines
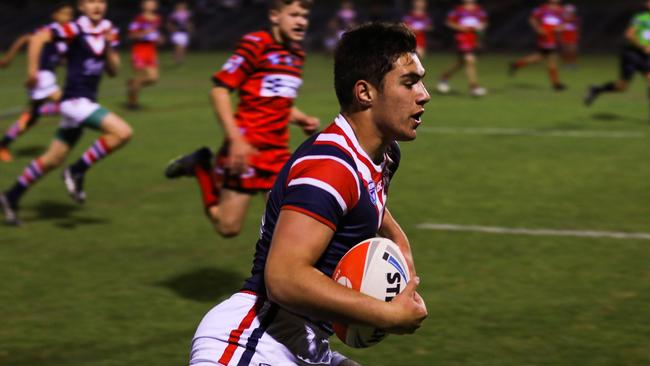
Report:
0,51,649,366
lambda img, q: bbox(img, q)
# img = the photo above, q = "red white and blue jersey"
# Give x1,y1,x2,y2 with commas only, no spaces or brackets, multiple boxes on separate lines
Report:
447,5,487,51
242,115,400,299
37,22,68,72
129,14,162,44
51,16,119,102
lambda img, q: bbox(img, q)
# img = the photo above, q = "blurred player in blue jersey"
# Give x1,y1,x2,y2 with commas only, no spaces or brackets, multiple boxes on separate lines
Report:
0,3,74,162
188,22,428,366
167,1,193,65
0,0,133,226
585,0,650,107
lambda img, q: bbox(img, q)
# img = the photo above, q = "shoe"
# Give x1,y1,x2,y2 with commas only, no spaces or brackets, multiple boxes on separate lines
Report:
0,147,12,162
584,85,598,106
165,147,213,179
62,167,86,203
553,83,567,92
436,81,451,94
470,86,488,97
508,62,517,77
0,193,19,226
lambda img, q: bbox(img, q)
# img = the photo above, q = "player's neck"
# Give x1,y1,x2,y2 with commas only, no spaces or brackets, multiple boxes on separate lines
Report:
271,26,289,46
342,111,387,164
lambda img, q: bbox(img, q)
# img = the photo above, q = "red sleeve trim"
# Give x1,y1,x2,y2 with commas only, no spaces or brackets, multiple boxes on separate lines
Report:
282,205,337,231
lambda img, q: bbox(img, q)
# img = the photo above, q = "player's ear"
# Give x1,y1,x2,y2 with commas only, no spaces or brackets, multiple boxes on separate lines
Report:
269,9,280,25
353,80,374,109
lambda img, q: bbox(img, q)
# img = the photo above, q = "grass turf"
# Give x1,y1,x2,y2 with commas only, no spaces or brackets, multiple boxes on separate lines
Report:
0,51,649,365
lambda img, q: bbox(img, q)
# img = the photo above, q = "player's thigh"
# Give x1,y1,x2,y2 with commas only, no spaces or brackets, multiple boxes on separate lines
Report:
463,52,476,65
100,113,132,140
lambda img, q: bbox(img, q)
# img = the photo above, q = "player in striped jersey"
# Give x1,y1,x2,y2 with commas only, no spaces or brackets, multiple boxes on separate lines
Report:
509,0,567,91
0,3,74,162
165,0,319,238
188,22,428,366
0,0,133,226
126,0,163,109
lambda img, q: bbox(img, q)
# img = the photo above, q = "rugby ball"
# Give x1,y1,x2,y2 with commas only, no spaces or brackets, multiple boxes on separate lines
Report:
332,237,410,348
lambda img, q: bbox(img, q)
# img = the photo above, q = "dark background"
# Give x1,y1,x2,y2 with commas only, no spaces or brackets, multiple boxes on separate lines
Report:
0,0,645,51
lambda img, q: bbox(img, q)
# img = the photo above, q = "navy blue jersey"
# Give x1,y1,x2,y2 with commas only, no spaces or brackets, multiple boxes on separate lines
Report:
37,23,67,72
242,115,401,298
51,16,119,101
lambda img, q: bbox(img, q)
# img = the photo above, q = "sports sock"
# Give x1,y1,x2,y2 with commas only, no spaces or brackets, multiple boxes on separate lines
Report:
0,112,31,148
514,60,528,69
194,165,219,209
38,101,60,116
594,82,617,93
6,158,45,203
69,137,112,174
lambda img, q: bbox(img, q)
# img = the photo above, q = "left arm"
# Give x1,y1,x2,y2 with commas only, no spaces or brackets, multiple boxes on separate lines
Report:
378,208,416,277
0,34,30,68
290,107,320,135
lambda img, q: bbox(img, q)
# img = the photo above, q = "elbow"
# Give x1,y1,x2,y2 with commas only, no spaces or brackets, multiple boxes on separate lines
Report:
264,268,296,307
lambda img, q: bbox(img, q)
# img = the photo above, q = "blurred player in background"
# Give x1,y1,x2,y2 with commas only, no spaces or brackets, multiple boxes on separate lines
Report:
584,0,650,107
560,3,580,68
0,3,74,162
336,0,358,38
0,0,132,226
436,0,488,97
509,0,566,91
167,1,193,65
188,22,427,366
126,0,163,109
402,0,433,58
165,0,320,238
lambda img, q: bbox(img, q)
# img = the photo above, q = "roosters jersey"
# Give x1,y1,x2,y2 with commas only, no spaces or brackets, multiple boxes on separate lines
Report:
242,115,400,299
169,9,192,32
532,4,563,48
447,5,487,52
51,16,119,101
129,14,162,43
38,23,68,72
213,30,305,151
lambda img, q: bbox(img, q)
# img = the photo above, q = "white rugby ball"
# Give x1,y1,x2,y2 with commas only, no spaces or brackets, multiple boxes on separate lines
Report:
331,237,410,348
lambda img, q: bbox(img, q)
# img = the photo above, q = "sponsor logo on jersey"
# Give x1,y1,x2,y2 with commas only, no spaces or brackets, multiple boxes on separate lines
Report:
260,74,302,98
222,55,245,74
367,180,377,205
83,58,105,76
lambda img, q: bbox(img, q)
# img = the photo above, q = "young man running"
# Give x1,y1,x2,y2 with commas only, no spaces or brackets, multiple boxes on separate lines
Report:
402,0,433,58
436,0,488,97
0,3,74,162
126,0,163,109
560,3,580,68
189,22,428,366
509,0,567,91
585,0,650,107
165,0,319,238
0,0,133,226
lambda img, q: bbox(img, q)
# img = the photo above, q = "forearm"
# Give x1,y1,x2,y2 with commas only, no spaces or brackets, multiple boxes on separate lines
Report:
626,27,646,51
211,87,243,141
290,106,306,123
4,35,30,63
446,21,463,32
27,33,48,76
266,261,395,328
378,209,416,277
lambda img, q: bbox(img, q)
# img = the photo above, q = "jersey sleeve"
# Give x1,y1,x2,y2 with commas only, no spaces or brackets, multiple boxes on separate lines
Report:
281,156,361,231
212,33,265,90
49,22,79,42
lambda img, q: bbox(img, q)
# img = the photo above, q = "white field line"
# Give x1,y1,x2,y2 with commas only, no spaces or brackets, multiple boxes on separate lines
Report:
418,126,647,139
416,223,650,240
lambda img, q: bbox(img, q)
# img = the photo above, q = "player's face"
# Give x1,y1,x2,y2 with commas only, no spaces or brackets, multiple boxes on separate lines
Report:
270,2,310,43
53,5,74,24
374,53,430,142
142,0,158,12
413,0,426,12
646,0,650,10
79,0,107,22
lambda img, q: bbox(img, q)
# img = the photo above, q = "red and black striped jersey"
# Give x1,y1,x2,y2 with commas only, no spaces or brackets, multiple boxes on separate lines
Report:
212,30,305,150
